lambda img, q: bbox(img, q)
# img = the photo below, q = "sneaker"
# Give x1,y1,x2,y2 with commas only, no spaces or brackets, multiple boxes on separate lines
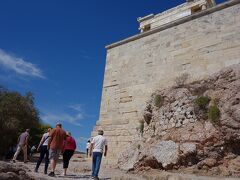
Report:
48,172,55,177
91,177,99,180
44,170,47,174
12,160,16,163
34,169,38,173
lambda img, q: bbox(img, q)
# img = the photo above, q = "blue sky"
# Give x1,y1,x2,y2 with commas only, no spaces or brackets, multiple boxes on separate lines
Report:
0,0,225,150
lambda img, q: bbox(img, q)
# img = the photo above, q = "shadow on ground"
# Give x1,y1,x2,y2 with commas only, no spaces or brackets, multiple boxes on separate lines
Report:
56,174,111,179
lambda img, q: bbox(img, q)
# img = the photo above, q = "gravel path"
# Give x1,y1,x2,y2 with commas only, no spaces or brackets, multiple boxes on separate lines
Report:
3,154,240,180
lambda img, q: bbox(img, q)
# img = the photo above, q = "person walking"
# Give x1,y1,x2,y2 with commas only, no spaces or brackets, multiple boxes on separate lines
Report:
90,130,108,180
35,128,52,174
30,145,36,157
86,140,90,158
48,123,66,177
12,129,30,163
62,132,76,176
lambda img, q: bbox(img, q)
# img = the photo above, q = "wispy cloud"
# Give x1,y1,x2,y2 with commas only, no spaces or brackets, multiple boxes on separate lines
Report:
41,113,83,127
69,104,83,112
41,104,86,127
79,50,92,60
0,48,44,78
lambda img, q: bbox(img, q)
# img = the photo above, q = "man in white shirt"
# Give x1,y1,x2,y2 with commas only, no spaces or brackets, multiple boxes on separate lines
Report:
90,130,108,180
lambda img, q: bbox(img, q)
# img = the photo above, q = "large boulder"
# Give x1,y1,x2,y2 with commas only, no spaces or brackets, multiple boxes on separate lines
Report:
150,141,179,169
118,143,140,171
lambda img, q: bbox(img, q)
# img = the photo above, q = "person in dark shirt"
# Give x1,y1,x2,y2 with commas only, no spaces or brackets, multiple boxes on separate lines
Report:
35,128,52,174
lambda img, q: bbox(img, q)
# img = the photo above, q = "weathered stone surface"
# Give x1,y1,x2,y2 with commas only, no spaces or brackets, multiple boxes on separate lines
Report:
0,172,20,180
0,161,33,180
180,143,197,156
225,156,240,176
118,143,140,171
118,64,240,177
197,158,217,169
151,141,179,168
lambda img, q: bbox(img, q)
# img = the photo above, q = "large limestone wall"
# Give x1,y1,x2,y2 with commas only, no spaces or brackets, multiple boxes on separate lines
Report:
92,1,240,165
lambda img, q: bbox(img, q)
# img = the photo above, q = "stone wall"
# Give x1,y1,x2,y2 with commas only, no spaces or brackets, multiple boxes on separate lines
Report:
92,0,240,165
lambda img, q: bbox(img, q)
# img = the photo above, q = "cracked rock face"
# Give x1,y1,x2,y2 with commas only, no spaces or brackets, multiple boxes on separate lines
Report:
150,141,179,169
118,65,240,177
118,143,141,171
0,162,34,180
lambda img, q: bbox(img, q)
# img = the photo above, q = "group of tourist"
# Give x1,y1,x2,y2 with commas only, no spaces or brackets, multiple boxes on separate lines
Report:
11,123,108,180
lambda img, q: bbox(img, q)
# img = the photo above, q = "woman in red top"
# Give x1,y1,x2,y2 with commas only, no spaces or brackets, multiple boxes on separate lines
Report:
62,131,76,176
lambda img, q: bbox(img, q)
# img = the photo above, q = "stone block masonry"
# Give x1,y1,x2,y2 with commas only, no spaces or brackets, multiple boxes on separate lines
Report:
92,0,240,165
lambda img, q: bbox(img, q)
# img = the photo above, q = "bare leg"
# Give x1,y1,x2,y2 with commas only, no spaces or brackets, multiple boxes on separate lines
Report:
50,159,57,172
13,145,22,161
48,159,56,176
64,168,67,175
23,145,27,162
52,160,57,171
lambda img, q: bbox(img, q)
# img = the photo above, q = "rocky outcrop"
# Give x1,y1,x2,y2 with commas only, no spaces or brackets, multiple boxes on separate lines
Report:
118,143,141,171
0,161,34,180
118,64,240,177
151,141,179,169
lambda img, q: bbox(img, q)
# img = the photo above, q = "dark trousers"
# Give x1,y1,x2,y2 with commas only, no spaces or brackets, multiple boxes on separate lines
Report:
92,152,103,178
35,146,49,172
63,150,74,168
86,148,89,157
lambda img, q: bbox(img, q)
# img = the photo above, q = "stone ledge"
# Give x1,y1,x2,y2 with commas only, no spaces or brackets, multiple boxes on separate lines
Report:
106,0,240,50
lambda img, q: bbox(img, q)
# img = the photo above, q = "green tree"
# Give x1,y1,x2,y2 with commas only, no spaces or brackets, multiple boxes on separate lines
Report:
0,87,51,158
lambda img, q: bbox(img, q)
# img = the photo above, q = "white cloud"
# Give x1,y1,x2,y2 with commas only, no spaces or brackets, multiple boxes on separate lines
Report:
0,48,44,78
41,104,86,127
69,104,83,112
41,113,83,127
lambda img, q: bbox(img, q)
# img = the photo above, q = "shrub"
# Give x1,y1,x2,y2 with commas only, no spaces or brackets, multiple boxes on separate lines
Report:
154,94,163,108
194,96,211,110
175,73,190,87
139,120,144,136
208,105,220,125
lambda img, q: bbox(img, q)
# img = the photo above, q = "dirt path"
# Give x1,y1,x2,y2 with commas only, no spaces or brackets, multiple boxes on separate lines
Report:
11,156,142,180
3,154,240,180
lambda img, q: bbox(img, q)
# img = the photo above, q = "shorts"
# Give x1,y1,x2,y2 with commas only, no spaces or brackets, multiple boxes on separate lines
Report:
49,149,61,161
